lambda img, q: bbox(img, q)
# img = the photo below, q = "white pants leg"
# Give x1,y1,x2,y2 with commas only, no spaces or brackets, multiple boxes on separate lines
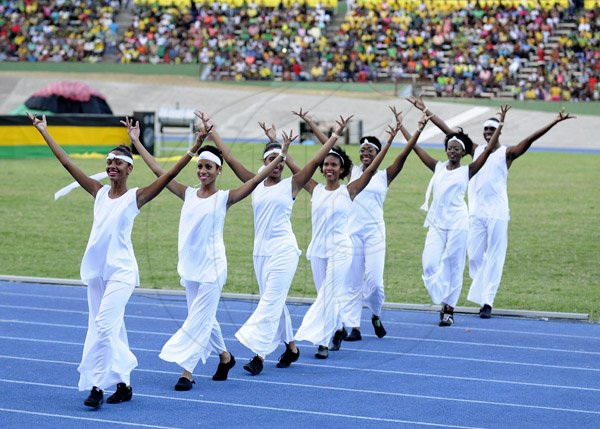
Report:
467,216,487,282
468,217,508,306
159,275,227,373
78,278,137,391
343,234,366,328
235,249,299,358
422,227,468,307
362,233,386,318
295,253,351,347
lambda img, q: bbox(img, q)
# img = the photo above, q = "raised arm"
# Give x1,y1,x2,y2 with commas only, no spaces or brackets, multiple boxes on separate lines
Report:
291,114,353,196
293,108,329,145
469,105,510,179
505,109,574,167
227,136,291,207
122,117,187,200
395,106,438,172
347,121,399,200
28,113,103,197
260,121,302,175
406,96,455,136
135,124,209,209
386,108,432,184
195,111,255,183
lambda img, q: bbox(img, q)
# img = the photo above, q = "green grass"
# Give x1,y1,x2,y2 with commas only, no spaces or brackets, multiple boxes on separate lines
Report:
1,144,599,319
439,97,600,117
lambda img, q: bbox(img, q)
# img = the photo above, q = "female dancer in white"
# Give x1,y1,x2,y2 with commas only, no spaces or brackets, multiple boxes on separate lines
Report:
29,113,206,408
207,112,351,375
294,112,402,359
300,108,428,342
407,97,574,318
411,106,510,326
127,113,289,390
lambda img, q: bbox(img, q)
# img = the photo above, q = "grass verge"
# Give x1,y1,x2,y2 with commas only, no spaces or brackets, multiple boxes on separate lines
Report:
1,144,598,319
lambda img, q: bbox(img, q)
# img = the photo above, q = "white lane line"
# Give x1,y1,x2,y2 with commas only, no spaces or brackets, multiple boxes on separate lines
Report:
0,407,178,429
2,334,598,373
3,318,599,357
1,370,599,418
2,351,600,394
0,379,478,428
1,299,598,342
417,106,490,142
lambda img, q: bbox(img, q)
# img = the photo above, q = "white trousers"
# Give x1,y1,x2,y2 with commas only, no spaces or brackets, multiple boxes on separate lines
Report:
467,216,508,306
295,253,351,347
159,275,227,373
421,227,468,308
78,278,137,391
235,249,299,358
343,232,386,328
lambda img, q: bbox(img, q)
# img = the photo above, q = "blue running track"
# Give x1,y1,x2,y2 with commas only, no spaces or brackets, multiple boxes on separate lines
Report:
1,281,599,428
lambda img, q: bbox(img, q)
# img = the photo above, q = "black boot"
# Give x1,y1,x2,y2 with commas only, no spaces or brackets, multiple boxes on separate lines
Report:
84,386,103,409
106,383,132,404
243,355,264,375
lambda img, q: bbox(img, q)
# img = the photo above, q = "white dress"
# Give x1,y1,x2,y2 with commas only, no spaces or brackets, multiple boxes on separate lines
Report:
160,188,230,372
421,162,469,307
467,145,510,306
344,167,388,326
78,186,140,391
80,186,140,286
235,178,301,358
295,184,353,346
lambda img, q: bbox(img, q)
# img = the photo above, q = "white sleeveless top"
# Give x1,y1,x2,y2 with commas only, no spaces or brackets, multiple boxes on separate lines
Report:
468,145,510,221
178,188,229,283
252,177,300,256
80,186,140,285
306,184,353,259
423,161,469,231
348,166,388,236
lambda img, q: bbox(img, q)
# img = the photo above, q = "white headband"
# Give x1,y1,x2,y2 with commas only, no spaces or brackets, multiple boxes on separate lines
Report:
263,148,282,160
328,149,344,165
483,119,500,129
360,141,380,151
107,152,133,165
198,151,222,166
447,136,466,151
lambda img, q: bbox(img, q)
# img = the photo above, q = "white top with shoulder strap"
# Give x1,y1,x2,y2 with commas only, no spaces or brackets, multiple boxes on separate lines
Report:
80,186,140,285
178,188,229,283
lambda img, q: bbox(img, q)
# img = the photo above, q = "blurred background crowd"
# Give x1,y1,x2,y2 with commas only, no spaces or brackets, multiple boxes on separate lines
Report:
1,0,598,101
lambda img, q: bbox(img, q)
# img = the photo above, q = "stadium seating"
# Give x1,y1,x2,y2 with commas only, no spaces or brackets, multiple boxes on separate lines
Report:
1,0,597,101
0,1,117,63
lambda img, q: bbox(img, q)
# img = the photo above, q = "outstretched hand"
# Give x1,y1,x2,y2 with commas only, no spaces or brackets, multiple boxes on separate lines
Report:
385,122,401,143
334,114,354,136
292,108,311,122
120,116,140,141
193,110,212,133
191,111,213,152
27,112,48,132
259,121,277,142
556,108,575,122
281,129,298,153
389,106,403,127
417,111,433,131
280,129,296,155
406,95,426,112
498,105,511,122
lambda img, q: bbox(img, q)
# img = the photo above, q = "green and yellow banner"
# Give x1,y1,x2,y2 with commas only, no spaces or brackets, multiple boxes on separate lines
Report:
0,116,130,159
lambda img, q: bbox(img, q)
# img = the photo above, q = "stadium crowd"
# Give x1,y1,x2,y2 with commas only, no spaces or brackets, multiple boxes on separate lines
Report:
116,2,332,82
1,0,598,101
0,0,119,63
